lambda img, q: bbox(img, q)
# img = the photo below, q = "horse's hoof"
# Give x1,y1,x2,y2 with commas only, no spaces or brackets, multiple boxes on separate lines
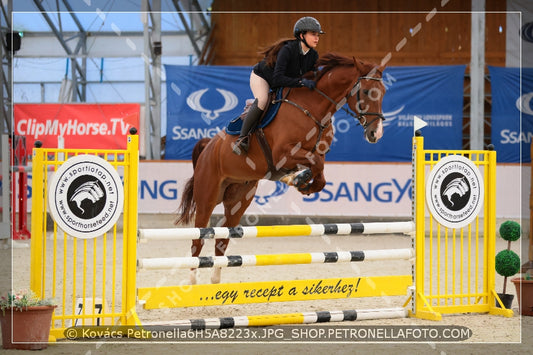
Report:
280,168,312,187
293,168,312,188
297,182,312,193
211,267,222,284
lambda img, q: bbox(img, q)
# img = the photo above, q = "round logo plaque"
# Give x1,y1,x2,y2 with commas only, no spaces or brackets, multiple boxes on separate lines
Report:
425,155,484,229
48,155,124,239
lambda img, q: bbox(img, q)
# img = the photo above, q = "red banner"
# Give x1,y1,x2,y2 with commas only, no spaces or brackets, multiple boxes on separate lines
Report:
14,103,140,150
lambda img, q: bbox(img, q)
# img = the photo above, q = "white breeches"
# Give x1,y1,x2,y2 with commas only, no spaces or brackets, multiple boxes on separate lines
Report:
249,71,270,110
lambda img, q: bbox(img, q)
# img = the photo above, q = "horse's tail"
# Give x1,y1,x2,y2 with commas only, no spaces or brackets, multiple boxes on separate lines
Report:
175,138,211,225
175,176,195,225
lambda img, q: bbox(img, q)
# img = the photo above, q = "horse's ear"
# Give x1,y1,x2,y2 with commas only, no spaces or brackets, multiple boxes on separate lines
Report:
353,57,362,71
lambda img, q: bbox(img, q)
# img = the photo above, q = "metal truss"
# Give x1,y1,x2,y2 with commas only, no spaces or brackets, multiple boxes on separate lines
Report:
1,0,12,134
11,0,213,159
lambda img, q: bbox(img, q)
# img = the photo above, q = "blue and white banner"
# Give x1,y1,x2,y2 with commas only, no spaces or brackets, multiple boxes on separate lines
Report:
489,66,533,163
165,65,252,160
344,65,465,161
165,64,466,161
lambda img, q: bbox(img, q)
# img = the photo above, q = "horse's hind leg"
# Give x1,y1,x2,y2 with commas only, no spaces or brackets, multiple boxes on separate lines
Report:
210,181,259,284
210,228,230,285
189,239,204,284
210,238,229,284
189,174,223,284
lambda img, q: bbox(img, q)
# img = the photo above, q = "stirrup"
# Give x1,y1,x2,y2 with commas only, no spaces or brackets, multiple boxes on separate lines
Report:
232,136,249,156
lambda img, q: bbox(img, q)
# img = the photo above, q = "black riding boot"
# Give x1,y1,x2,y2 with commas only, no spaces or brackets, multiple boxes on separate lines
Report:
232,99,264,155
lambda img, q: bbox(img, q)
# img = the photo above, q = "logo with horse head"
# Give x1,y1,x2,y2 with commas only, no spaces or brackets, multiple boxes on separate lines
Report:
186,88,239,125
48,155,124,239
425,155,484,229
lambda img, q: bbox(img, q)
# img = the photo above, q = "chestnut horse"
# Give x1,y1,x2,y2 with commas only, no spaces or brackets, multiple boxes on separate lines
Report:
177,53,386,284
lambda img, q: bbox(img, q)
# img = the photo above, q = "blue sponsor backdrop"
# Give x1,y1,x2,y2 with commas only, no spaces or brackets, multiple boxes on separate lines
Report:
489,67,533,163
165,64,466,162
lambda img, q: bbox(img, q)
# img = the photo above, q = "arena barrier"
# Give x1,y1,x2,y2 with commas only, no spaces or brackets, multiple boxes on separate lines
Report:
28,133,513,340
136,223,415,311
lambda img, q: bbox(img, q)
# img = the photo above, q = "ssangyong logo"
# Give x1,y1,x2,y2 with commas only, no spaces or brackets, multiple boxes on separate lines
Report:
425,155,484,229
48,155,124,239
516,92,533,116
522,22,533,43
186,88,239,124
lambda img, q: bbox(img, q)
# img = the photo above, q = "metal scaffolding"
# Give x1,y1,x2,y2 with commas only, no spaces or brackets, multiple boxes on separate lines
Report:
9,0,213,159
1,0,213,239
1,0,12,134
1,0,12,240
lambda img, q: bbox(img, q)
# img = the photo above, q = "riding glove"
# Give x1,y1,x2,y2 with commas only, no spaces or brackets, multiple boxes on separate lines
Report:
300,78,316,90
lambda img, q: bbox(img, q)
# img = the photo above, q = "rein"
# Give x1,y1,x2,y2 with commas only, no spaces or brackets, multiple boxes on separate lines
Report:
268,73,385,155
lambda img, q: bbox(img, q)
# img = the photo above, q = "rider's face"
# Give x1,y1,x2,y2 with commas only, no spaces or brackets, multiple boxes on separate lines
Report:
301,31,320,49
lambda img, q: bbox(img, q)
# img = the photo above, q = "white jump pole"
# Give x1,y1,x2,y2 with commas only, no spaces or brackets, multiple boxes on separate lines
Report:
138,248,414,270
138,221,415,242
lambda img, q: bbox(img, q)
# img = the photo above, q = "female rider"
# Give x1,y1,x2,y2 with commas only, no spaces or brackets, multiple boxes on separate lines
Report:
232,16,324,155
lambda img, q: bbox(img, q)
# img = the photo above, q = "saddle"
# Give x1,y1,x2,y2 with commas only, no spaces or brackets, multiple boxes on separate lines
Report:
226,88,294,181
226,88,285,135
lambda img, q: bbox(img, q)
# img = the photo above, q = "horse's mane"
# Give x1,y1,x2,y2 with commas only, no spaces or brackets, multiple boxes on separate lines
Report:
313,53,379,81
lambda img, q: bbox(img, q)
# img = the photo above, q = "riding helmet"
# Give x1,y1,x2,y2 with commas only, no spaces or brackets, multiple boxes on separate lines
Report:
293,16,325,37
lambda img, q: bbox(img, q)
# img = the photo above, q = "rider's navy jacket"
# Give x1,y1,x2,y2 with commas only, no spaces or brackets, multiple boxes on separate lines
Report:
253,39,318,89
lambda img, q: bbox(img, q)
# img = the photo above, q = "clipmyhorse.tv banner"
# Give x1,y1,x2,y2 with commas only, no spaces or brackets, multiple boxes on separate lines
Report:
164,64,465,162
14,103,140,150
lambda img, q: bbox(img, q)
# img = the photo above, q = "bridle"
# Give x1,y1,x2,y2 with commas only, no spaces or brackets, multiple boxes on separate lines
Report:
314,75,385,132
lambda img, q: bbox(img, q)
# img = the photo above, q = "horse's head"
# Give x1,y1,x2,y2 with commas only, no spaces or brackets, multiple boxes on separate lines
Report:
348,60,386,144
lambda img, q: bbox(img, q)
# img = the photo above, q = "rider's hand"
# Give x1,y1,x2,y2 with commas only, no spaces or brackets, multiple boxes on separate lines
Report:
300,78,316,90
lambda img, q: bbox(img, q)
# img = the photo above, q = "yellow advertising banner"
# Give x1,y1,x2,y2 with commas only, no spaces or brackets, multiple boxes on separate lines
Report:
138,275,411,309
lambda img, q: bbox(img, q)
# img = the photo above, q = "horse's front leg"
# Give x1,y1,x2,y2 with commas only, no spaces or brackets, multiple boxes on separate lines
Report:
280,167,313,188
209,181,258,284
298,171,326,194
277,148,326,190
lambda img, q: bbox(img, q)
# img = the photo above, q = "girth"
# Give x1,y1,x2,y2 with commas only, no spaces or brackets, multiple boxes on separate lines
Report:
255,128,291,181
